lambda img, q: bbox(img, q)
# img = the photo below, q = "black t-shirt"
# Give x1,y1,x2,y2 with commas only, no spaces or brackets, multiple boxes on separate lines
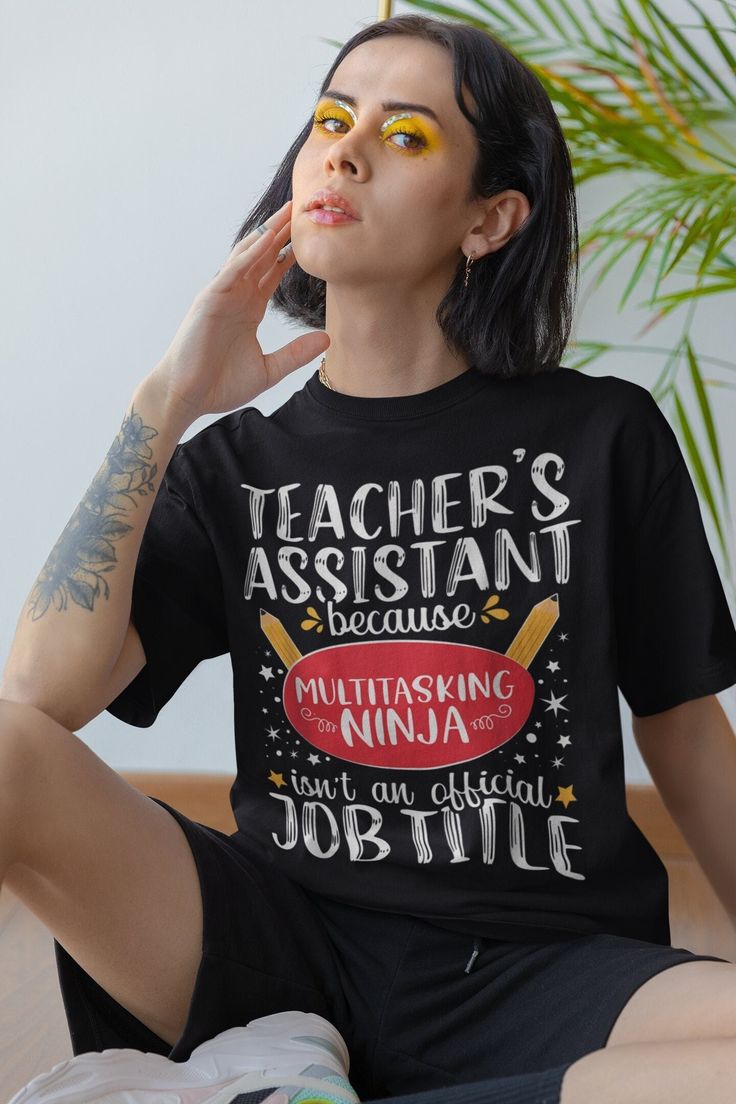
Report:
107,365,736,945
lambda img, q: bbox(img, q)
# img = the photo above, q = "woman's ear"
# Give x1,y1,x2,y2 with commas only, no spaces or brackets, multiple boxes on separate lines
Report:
462,190,531,260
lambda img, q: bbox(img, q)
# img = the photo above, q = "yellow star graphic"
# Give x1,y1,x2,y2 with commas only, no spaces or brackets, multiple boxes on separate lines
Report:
268,770,286,788
555,784,576,809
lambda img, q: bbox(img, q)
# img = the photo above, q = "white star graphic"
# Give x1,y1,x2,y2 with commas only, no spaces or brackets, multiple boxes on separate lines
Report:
546,660,560,673
259,665,275,681
307,752,321,766
541,691,569,716
558,632,569,642
558,734,572,747
266,726,281,742
551,756,564,767
514,753,526,764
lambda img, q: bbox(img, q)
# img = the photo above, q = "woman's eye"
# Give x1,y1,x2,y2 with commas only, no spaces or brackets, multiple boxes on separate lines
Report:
389,128,426,151
312,112,426,152
313,113,347,134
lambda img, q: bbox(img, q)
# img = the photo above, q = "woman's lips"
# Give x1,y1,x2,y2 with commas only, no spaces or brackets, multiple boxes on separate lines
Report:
306,208,359,225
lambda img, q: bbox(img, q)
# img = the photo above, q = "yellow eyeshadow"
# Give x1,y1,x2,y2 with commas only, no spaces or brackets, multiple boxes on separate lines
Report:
312,99,441,152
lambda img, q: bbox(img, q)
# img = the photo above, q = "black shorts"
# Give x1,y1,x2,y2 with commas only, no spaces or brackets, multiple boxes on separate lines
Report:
54,796,729,1104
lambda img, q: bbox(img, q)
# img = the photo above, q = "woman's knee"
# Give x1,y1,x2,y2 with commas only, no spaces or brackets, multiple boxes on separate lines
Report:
0,700,61,870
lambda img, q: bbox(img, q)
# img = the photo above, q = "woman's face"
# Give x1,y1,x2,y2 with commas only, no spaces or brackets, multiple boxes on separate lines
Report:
291,35,486,291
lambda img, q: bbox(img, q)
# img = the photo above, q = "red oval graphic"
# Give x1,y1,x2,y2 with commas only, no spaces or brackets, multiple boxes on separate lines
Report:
283,639,535,770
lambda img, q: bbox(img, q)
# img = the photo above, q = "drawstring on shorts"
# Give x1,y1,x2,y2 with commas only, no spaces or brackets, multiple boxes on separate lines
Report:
464,937,481,974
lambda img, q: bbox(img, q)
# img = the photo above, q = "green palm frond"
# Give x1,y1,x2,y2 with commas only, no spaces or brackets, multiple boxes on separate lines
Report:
579,175,736,311
397,0,736,598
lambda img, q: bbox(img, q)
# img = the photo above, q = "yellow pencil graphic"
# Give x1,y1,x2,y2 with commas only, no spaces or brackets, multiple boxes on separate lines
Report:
504,594,560,668
259,608,303,669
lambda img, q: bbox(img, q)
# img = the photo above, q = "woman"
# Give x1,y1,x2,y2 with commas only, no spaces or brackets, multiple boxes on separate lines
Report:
3,13,736,1104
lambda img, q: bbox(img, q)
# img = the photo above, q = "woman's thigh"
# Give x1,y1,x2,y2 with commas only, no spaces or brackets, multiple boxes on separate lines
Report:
606,958,736,1047
1,700,203,1047
51,793,358,1087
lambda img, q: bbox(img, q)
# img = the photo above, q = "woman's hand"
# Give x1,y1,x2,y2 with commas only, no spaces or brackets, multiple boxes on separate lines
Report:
147,199,329,423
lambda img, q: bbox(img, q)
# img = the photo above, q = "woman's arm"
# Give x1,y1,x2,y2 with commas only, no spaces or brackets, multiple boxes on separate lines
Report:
633,694,736,924
0,372,193,732
1,201,315,732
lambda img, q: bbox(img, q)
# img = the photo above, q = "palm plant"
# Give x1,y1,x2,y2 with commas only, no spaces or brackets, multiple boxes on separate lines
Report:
326,0,736,598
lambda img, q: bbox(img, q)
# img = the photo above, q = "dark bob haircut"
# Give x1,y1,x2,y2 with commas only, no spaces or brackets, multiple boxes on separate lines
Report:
232,13,579,379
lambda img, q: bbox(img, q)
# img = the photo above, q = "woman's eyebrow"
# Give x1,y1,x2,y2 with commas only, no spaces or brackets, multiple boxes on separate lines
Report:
319,88,444,130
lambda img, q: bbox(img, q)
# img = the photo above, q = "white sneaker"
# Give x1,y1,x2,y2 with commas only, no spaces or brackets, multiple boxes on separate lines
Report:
7,1009,361,1104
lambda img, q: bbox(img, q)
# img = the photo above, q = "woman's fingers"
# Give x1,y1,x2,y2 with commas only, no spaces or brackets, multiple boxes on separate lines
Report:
234,221,292,288
211,228,275,293
233,199,293,257
257,236,295,294
212,207,292,294
213,223,290,295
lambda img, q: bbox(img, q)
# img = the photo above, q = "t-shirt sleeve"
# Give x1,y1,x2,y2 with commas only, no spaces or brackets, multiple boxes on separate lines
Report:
613,395,736,717
105,442,229,727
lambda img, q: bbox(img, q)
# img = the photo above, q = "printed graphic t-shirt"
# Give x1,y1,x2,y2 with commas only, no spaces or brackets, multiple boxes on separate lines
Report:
107,365,736,946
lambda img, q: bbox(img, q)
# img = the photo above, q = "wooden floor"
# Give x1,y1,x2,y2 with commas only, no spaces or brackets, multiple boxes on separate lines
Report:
1,776,735,1103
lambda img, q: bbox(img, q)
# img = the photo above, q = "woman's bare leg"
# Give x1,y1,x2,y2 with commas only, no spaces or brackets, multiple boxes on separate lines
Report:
0,698,203,1047
560,1036,736,1103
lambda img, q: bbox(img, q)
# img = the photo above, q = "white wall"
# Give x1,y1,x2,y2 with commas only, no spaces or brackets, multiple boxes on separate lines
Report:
2,0,734,777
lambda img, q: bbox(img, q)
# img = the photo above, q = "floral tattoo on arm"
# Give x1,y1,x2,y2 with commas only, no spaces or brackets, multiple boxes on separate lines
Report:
27,407,159,620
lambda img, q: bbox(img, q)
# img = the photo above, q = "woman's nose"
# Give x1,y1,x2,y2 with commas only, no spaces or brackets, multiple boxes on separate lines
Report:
323,126,370,176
